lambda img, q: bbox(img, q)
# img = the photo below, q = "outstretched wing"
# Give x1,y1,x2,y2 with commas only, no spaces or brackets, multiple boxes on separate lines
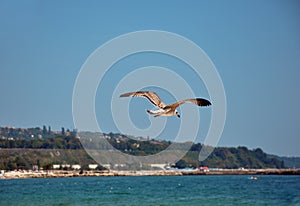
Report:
120,91,167,109
167,98,211,109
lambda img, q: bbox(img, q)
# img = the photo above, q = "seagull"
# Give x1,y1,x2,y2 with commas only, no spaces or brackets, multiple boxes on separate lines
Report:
120,91,211,118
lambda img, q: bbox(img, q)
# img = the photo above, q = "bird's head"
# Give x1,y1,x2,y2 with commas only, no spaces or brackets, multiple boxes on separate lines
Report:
175,110,180,118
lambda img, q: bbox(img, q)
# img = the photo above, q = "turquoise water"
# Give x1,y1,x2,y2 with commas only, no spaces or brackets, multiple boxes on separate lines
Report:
0,175,299,206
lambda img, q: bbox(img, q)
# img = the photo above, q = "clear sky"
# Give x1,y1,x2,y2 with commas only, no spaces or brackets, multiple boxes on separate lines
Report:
0,1,299,156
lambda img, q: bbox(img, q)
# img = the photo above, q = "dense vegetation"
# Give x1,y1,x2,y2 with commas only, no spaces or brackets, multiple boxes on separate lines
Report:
0,125,77,140
199,147,284,169
0,149,96,171
0,136,82,149
268,155,300,168
0,126,287,171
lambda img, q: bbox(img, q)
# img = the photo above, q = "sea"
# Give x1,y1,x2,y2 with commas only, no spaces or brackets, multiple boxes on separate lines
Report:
0,175,299,206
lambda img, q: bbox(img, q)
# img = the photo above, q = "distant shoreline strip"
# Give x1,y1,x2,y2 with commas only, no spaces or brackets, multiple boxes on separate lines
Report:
1,169,299,179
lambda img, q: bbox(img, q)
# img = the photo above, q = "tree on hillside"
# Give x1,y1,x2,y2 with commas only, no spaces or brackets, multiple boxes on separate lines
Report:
61,127,65,136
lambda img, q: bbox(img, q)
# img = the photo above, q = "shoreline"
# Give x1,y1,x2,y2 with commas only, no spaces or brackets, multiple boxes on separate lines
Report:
1,168,299,179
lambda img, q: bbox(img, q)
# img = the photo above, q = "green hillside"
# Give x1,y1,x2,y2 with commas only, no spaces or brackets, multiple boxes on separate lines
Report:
268,155,300,168
0,135,285,170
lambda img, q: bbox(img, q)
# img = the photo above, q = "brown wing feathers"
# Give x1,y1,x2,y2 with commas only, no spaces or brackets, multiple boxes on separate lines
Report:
120,91,166,109
166,98,211,109
120,91,211,110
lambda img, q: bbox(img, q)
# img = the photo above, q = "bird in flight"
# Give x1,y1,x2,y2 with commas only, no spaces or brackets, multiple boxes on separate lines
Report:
120,91,211,118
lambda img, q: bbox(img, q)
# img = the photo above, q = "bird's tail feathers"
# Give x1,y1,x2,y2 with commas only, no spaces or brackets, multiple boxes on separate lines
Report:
146,110,157,114
146,110,161,117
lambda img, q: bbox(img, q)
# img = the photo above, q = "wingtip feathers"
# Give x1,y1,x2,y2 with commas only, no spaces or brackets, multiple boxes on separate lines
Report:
196,98,212,107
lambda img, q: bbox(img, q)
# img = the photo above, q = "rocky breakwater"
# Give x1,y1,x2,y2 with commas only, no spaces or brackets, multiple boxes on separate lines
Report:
0,169,191,179
1,168,299,179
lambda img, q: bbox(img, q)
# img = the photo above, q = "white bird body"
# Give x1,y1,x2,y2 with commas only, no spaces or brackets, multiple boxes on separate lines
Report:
120,91,211,118
147,108,174,117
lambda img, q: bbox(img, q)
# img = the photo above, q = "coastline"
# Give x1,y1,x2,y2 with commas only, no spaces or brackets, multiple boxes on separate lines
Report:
1,168,299,179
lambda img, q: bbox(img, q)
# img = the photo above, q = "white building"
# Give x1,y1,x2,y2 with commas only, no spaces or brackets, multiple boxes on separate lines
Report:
88,164,98,170
53,164,60,169
150,164,168,170
61,164,71,169
72,164,81,170
102,164,111,169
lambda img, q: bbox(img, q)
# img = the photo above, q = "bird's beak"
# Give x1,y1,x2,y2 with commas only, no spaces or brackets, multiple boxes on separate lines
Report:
177,114,180,118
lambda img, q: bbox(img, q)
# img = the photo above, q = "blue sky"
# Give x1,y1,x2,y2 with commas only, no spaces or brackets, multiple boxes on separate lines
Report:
0,1,299,156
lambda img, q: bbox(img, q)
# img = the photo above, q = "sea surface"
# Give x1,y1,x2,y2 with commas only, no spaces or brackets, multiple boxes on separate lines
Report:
0,175,299,206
